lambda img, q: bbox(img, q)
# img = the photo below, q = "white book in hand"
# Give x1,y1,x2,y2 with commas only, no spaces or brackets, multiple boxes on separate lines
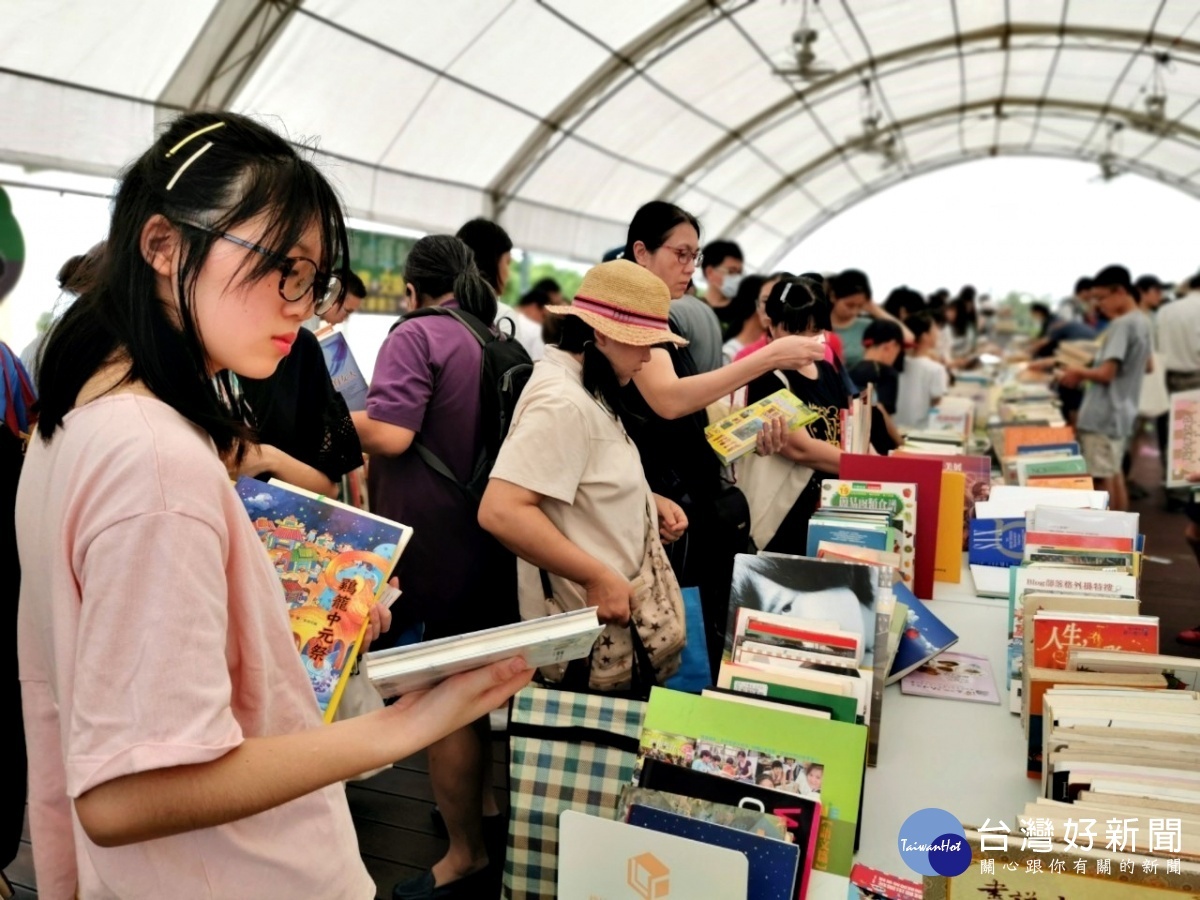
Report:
364,608,604,697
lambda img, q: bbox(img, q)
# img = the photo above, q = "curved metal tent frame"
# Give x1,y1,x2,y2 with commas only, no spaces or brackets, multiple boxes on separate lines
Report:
2,0,1198,265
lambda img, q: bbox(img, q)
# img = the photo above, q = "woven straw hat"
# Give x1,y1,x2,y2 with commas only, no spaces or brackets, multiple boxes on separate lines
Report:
546,259,689,347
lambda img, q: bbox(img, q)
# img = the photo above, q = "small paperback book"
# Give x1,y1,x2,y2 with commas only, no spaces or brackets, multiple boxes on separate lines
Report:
886,583,959,685
364,608,603,697
706,387,820,466
317,328,368,412
236,476,412,721
899,652,999,704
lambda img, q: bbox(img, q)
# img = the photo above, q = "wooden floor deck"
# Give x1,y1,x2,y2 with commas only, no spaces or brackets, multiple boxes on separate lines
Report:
6,446,1198,898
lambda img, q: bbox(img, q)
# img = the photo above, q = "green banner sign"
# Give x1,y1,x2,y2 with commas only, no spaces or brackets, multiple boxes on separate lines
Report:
347,227,415,316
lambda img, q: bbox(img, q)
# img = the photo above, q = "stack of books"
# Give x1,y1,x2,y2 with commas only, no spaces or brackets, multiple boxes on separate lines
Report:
898,396,976,454
838,383,874,455
1013,449,1089,488
967,482,1109,598
1053,337,1100,370
1027,649,1200,860
808,479,912,590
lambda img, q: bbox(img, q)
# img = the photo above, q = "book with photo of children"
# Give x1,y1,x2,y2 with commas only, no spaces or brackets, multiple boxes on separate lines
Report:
724,552,893,765
637,688,865,877
236,476,412,721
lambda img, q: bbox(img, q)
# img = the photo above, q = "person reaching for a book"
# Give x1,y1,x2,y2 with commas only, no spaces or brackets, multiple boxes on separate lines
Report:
16,112,534,900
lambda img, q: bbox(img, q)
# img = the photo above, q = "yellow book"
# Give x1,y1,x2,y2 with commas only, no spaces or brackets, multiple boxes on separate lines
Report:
704,388,820,466
934,470,965,584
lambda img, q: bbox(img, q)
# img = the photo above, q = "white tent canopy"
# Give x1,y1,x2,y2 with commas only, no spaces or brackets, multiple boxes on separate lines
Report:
3,0,1198,267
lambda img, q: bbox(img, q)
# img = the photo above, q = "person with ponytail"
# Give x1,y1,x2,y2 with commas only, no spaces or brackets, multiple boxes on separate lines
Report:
351,233,518,899
18,113,532,899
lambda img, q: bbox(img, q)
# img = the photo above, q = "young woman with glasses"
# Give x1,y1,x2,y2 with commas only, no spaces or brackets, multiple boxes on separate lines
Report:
18,112,532,899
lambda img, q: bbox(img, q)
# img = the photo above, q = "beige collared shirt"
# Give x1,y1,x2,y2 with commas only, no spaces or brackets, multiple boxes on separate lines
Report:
490,346,653,620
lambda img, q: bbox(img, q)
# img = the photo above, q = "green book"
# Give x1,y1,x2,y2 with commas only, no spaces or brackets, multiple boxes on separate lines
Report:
1016,455,1088,483
727,675,860,724
639,688,867,876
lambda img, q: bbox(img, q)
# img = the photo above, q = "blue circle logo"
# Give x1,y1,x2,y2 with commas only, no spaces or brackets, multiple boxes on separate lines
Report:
897,808,971,877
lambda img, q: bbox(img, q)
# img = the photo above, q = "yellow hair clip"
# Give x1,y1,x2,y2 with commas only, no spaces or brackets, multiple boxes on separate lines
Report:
164,121,226,159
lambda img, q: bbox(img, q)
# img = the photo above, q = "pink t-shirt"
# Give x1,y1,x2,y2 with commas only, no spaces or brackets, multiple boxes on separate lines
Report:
16,394,374,899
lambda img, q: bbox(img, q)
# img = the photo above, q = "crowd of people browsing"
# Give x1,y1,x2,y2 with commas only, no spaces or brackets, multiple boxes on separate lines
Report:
5,109,1200,900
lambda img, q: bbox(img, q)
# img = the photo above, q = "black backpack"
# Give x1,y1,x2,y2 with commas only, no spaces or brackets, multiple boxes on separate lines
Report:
392,306,533,501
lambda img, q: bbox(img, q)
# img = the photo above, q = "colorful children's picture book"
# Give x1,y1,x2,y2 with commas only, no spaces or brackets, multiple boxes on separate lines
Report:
236,476,412,720
706,387,820,466
1166,388,1200,488
899,651,999,704
317,328,369,412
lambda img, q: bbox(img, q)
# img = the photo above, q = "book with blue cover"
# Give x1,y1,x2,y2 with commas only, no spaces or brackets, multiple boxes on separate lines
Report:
627,804,801,900
318,329,368,412
885,583,959,684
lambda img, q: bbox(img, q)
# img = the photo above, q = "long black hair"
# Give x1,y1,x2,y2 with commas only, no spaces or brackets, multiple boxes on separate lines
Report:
455,218,512,296
555,315,640,425
623,200,700,260
36,112,349,462
404,234,498,324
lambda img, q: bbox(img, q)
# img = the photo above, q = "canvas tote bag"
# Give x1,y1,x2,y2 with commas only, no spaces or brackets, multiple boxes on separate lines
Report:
726,374,814,549
541,497,685,691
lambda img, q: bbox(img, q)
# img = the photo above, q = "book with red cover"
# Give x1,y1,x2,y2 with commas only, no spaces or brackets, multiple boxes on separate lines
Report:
1031,614,1158,669
890,451,992,549
1023,531,1135,554
840,454,942,600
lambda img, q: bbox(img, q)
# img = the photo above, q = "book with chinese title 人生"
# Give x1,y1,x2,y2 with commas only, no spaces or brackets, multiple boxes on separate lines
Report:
236,476,412,721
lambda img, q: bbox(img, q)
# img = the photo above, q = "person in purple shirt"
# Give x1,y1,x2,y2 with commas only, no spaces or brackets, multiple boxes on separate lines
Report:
352,234,514,900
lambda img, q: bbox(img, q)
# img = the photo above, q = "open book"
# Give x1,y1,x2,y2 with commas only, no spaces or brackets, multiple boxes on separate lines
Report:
364,608,603,697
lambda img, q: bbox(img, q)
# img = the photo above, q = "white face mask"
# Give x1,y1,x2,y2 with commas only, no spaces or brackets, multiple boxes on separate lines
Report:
721,272,744,298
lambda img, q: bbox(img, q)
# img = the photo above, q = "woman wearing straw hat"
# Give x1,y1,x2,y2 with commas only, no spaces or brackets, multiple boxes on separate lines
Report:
480,260,702,688
617,201,826,671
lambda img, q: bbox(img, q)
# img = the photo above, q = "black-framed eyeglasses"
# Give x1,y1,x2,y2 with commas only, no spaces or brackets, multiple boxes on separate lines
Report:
180,221,341,315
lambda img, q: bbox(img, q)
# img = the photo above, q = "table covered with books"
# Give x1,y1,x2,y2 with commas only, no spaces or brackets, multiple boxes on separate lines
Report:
485,357,1200,900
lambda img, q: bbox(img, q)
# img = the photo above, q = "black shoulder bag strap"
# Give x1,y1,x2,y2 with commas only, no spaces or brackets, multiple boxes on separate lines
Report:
390,306,492,492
